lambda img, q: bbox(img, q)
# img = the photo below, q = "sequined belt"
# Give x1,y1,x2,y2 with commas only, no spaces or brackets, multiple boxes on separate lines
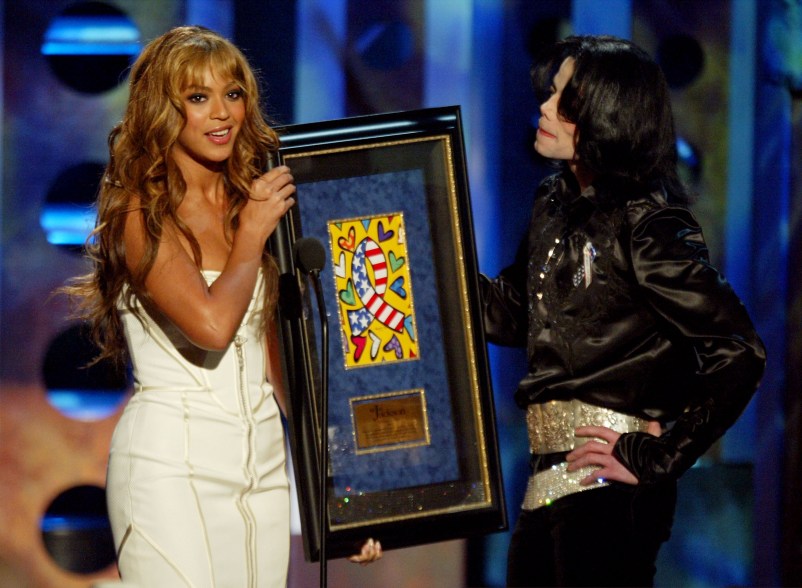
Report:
522,399,650,510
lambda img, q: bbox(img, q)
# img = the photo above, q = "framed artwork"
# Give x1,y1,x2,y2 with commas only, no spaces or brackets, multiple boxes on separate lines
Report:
273,106,506,560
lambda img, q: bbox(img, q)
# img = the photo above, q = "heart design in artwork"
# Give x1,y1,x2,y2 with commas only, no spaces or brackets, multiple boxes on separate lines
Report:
338,227,356,252
383,335,403,359
368,331,381,359
339,279,356,305
388,251,405,272
404,316,416,341
389,277,406,299
334,252,346,278
351,335,367,362
377,221,394,242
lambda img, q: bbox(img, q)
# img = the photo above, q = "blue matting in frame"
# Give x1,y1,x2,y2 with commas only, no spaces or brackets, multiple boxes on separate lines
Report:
296,168,460,497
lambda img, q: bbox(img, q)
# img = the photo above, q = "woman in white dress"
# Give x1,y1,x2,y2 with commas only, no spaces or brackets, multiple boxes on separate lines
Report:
64,26,380,586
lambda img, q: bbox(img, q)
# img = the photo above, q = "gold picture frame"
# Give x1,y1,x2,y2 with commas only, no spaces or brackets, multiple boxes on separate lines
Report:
273,106,506,560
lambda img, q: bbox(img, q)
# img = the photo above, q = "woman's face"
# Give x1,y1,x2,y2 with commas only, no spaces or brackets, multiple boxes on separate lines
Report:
534,57,577,161
172,66,246,168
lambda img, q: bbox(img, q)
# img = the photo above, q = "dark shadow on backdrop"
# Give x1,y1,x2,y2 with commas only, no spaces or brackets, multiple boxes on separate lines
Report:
233,0,297,126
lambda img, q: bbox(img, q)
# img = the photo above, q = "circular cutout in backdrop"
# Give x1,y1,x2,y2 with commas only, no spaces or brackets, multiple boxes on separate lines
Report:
41,484,116,574
43,322,130,421
41,1,141,94
40,161,105,251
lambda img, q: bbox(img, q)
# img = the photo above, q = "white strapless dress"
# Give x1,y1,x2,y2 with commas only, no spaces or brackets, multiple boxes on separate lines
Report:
107,270,289,587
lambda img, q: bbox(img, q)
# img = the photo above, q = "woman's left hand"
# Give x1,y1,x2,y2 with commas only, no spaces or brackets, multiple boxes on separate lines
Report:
347,538,383,566
566,421,661,486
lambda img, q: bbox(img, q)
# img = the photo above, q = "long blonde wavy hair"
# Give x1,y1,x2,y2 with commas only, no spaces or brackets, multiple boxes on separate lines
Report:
64,26,281,365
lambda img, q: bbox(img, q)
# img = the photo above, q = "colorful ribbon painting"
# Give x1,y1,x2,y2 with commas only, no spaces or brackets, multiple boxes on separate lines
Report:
329,213,419,368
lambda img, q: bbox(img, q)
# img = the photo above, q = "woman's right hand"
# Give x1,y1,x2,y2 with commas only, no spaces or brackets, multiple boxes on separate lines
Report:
238,165,296,243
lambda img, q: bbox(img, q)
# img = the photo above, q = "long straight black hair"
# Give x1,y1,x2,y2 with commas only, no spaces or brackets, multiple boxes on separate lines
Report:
532,35,690,205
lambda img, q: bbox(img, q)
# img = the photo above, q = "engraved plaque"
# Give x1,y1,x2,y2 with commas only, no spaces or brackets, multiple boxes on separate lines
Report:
351,390,429,453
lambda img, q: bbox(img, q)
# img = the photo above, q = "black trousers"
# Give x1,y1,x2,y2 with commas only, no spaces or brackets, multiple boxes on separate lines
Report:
506,481,677,587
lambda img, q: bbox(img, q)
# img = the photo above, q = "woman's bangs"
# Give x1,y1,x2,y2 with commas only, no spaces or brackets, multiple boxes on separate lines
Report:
178,57,208,91
209,50,246,87
178,50,244,92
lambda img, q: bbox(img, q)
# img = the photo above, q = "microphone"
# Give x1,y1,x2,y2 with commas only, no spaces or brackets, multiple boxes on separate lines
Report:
293,237,329,587
294,237,326,276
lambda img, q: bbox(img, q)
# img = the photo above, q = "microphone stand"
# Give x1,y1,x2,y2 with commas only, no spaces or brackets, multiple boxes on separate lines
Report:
293,237,329,587
308,268,329,588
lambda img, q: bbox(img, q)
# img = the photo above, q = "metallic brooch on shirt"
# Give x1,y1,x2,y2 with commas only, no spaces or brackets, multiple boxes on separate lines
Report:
534,235,599,302
572,240,598,288
328,212,419,369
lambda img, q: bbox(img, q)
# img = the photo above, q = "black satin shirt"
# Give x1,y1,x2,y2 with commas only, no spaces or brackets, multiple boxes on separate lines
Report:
482,173,766,483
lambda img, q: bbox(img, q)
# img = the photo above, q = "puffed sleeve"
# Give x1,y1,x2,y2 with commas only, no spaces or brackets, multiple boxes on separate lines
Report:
480,236,528,348
612,205,766,484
